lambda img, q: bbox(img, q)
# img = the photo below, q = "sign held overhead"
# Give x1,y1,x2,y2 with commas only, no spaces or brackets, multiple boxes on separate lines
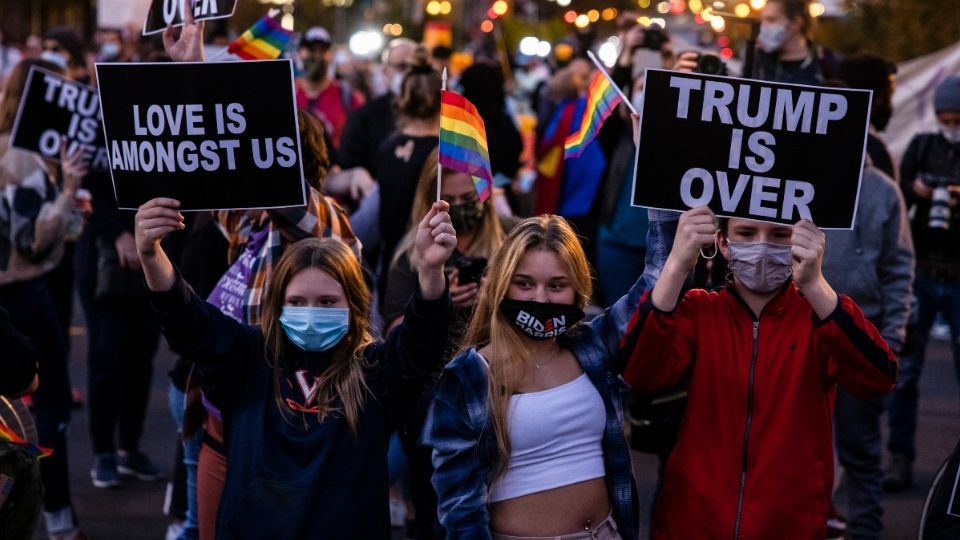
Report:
96,60,306,211
142,0,237,36
632,69,873,229
10,66,109,170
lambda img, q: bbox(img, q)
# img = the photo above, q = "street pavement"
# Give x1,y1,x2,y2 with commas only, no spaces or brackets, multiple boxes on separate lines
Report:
29,322,959,539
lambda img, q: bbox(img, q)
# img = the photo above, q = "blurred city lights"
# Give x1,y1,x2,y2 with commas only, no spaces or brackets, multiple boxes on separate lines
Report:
587,9,600,22
689,0,703,13
809,1,825,17
564,10,577,23
535,40,552,58
598,40,619,68
720,47,734,58
557,0,571,6
480,19,494,32
492,0,509,16
281,13,294,30
749,0,766,9
575,14,590,28
710,14,725,31
670,0,686,15
637,15,652,26
426,1,441,15
348,30,383,56
656,2,671,14
638,0,652,8
601,8,618,21
438,1,452,15
734,3,751,17
519,36,540,56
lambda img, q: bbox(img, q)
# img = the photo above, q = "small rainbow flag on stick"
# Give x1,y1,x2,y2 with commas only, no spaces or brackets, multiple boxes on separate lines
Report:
564,51,636,159
439,71,493,202
227,10,293,61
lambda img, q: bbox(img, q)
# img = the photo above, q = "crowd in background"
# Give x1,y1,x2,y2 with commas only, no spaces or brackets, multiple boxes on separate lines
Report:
1,0,960,538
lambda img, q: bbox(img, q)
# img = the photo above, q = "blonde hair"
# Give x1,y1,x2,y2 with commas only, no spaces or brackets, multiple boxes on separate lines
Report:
460,215,592,482
260,238,374,438
392,147,505,269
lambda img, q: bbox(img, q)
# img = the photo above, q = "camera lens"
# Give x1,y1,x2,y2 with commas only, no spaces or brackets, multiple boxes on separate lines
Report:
696,53,727,76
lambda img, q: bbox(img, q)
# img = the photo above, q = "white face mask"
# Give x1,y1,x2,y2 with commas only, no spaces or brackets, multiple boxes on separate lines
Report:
757,23,789,53
390,72,405,96
941,123,960,144
41,50,69,70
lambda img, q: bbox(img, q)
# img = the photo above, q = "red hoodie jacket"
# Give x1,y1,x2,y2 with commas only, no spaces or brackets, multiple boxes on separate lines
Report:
622,284,896,540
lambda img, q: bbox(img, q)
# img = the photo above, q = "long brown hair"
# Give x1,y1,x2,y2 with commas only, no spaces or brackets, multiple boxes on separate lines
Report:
0,59,64,134
460,216,592,482
392,147,505,269
260,238,374,437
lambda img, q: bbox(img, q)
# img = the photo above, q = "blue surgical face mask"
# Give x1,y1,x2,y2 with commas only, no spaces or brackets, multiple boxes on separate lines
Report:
41,50,69,69
279,306,350,352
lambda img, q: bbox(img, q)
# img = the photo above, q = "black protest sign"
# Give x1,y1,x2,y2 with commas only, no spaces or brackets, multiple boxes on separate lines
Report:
95,60,306,211
632,69,872,229
142,0,237,36
10,66,109,171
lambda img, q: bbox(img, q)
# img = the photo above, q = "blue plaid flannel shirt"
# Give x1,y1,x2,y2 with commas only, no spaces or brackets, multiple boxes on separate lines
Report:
421,274,647,539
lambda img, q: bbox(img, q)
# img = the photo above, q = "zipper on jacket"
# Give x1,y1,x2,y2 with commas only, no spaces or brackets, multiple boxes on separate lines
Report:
732,320,760,540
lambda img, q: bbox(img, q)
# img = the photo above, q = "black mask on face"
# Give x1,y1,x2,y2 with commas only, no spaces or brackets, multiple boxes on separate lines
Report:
449,200,485,233
304,58,328,83
499,298,585,340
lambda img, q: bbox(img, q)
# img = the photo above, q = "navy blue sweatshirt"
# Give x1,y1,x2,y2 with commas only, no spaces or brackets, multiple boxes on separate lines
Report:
150,275,451,539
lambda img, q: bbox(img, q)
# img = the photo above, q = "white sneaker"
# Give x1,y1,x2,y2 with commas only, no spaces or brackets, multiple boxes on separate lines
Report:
389,499,407,527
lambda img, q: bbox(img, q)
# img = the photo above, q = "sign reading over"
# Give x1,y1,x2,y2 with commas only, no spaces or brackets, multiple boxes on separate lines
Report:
96,60,306,211
142,0,237,36
10,66,109,170
632,69,872,229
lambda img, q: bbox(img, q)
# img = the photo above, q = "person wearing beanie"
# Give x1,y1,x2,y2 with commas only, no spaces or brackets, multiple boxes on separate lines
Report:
41,28,88,83
886,74,960,493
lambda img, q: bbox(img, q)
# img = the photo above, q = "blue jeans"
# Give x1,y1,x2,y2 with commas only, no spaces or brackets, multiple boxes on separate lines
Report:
168,383,202,540
835,388,885,540
887,272,960,462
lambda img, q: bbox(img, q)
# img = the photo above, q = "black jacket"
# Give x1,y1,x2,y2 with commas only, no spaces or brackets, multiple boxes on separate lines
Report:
150,274,451,539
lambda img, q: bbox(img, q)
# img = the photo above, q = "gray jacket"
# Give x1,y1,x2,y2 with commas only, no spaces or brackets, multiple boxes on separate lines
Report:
823,166,915,353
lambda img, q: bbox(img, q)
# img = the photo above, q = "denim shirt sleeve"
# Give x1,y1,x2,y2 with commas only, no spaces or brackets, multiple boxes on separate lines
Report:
422,355,493,539
640,209,680,290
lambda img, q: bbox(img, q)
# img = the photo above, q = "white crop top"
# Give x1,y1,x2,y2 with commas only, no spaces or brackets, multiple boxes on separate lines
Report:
489,372,606,502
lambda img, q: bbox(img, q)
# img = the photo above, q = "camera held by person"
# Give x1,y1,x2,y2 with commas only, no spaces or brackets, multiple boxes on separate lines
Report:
921,173,958,230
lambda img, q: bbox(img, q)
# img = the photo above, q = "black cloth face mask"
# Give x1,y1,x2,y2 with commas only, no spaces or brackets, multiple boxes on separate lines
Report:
499,298,585,340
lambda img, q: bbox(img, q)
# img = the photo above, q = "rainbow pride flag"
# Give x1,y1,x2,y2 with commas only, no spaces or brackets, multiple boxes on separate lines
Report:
564,69,622,159
227,11,293,61
439,91,493,202
0,423,52,459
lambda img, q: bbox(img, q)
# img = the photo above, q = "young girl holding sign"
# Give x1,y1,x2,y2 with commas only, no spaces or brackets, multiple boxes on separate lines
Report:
621,207,896,538
135,197,454,537
424,215,642,539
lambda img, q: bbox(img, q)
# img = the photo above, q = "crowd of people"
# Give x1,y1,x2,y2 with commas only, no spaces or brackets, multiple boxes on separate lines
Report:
1,0,959,538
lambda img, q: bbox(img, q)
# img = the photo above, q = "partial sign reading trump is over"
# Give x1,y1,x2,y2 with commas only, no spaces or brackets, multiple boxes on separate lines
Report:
632,69,872,229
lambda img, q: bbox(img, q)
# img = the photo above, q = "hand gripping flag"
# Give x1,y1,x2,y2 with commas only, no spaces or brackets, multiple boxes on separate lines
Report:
227,10,293,61
439,91,493,202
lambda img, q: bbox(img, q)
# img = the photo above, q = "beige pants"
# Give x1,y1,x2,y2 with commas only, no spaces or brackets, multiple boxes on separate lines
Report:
492,512,621,540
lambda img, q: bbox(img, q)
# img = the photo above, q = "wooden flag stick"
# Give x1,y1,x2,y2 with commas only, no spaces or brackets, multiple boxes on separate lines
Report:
586,50,638,116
